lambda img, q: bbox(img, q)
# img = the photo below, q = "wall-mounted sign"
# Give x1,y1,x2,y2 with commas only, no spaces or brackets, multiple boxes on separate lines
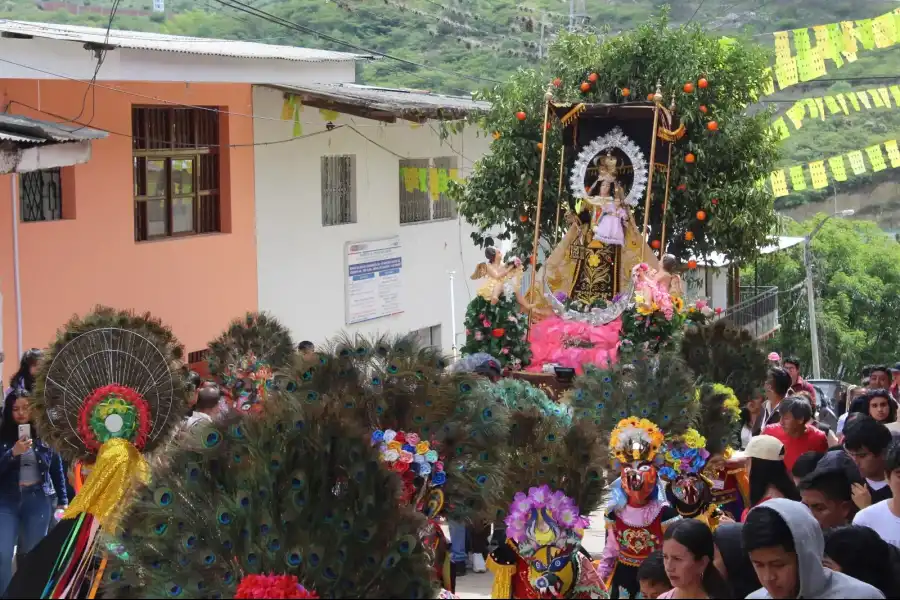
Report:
345,237,403,325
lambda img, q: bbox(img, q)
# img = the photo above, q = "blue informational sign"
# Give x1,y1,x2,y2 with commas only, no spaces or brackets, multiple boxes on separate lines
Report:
345,237,403,325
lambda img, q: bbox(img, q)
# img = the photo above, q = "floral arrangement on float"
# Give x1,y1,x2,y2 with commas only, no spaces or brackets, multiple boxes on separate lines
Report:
683,298,719,328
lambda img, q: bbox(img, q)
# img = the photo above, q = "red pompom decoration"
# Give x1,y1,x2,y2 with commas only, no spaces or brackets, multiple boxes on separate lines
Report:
491,328,506,338
235,575,318,599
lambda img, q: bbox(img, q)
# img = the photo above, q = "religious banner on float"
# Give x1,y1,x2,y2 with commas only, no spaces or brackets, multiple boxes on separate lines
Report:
345,236,403,325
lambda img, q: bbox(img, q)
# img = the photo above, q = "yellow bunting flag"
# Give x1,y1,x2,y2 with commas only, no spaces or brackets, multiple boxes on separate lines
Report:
837,94,850,115
826,23,845,67
805,98,819,119
828,156,848,181
857,19,876,50
428,167,439,200
856,91,872,110
402,167,418,192
449,168,459,181
771,117,790,140
774,31,792,64
825,96,841,115
790,165,807,191
762,68,776,96
879,87,892,107
793,28,812,52
418,167,428,192
815,97,826,119
869,89,885,108
293,113,303,137
786,102,806,128
885,140,900,167
847,93,861,111
847,150,867,175
809,161,829,189
437,169,450,193
770,170,789,198
281,96,294,121
866,144,888,172
797,50,824,82
874,12,897,47
841,21,858,54
891,85,900,106
319,109,340,121
775,57,799,90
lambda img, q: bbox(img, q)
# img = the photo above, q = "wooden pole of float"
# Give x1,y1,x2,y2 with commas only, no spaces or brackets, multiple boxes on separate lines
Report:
658,144,674,261
553,147,566,246
527,86,555,334
641,82,664,262
658,95,677,261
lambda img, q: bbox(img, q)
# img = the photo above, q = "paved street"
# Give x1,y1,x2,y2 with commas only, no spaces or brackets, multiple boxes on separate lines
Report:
453,510,608,599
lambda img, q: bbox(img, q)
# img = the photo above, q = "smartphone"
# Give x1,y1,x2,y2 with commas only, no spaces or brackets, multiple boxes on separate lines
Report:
17,424,31,441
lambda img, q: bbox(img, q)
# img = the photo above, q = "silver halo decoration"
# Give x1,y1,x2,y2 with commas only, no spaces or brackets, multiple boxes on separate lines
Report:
569,127,648,207
43,327,176,453
544,278,634,326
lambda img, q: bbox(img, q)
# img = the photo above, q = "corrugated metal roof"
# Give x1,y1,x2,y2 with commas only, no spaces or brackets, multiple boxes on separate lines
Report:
270,83,490,120
0,20,368,63
0,113,107,148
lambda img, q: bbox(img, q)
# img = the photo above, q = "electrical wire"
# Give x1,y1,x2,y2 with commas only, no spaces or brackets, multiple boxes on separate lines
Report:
69,0,121,131
208,0,502,85
685,0,708,26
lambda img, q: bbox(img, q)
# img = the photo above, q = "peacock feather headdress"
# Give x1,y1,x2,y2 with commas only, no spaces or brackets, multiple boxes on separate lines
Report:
103,403,437,599
681,320,768,404
207,312,295,412
286,333,509,524
693,383,742,457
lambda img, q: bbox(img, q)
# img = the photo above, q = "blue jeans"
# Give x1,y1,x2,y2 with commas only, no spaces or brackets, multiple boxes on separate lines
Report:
0,484,53,595
448,520,467,564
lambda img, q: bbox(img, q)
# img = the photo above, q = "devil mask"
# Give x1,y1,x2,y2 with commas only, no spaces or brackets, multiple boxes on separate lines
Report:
622,461,659,506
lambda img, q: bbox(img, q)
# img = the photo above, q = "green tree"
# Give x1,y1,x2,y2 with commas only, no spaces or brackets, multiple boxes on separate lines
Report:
451,13,780,264
746,215,900,379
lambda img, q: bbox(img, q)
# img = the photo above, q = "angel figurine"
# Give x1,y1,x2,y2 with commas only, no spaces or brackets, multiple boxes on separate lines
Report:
593,183,629,246
471,247,532,310
653,254,685,299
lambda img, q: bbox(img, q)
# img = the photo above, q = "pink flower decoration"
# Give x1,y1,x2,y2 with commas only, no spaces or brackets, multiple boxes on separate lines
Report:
501,348,510,354
399,451,414,464
696,299,708,309
482,319,491,327
434,461,444,472
406,433,420,445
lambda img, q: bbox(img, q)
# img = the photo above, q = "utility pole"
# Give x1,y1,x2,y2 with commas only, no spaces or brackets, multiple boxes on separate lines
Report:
568,0,588,31
538,21,545,59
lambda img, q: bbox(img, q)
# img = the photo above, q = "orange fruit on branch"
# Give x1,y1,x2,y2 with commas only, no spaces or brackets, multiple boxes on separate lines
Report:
580,82,591,92
707,121,719,131
588,73,598,83
685,231,694,241
553,77,562,87
698,77,709,89
622,87,631,97
687,259,698,269
519,214,528,222
651,240,661,250
685,153,696,164
516,111,527,121
699,105,708,114
696,210,707,221
683,82,695,93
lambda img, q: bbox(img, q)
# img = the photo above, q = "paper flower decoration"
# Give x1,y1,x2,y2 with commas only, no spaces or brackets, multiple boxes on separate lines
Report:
610,417,665,465
504,485,589,549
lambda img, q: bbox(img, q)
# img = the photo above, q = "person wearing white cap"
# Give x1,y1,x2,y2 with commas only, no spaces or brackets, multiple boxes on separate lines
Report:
736,435,802,521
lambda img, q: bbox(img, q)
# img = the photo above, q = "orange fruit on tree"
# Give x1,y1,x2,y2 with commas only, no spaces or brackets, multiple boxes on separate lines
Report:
580,82,591,92
684,82,695,93
648,93,655,101
677,183,687,191
712,198,719,205
685,153,696,164
553,77,562,87
685,231,694,241
699,105,708,114
707,121,719,131
698,77,709,89
588,73,598,83
520,214,528,222
696,210,707,221
651,239,661,250
622,87,631,97
537,142,543,150
687,259,698,270
516,111,527,121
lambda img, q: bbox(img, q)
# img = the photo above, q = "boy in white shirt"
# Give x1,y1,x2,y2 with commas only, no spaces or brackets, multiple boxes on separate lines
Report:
853,439,900,548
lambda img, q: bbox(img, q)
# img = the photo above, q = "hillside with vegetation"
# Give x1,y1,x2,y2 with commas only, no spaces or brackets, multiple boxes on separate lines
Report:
3,0,900,209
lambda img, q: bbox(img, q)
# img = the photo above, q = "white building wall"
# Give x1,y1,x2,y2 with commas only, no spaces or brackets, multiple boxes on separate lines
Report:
252,85,491,354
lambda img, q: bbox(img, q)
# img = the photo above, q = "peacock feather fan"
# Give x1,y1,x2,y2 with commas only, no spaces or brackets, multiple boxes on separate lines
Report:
681,320,768,404
285,332,509,525
33,305,188,464
102,403,438,600
564,349,699,446
693,383,742,456
492,378,571,426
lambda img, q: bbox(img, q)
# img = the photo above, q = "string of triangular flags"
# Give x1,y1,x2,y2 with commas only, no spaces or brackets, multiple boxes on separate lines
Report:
761,8,900,96
400,166,461,200
769,138,900,197
770,85,900,139
280,96,343,137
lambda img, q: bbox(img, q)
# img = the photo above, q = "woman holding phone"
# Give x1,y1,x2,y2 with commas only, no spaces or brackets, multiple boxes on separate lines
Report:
0,393,67,595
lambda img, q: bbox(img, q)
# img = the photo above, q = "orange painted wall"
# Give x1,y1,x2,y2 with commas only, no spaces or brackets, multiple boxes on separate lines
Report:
0,80,258,381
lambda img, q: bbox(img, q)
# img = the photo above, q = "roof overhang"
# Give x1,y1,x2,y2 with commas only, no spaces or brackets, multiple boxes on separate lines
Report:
689,236,806,268
266,83,490,123
0,113,107,174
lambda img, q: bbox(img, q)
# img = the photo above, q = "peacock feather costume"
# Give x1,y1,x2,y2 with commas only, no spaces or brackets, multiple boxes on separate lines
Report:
207,312,295,413
8,306,189,599
102,402,438,599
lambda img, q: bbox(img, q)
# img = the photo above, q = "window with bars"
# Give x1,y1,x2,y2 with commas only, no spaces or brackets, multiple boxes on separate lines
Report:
132,106,221,241
321,155,357,226
399,156,458,224
20,168,63,222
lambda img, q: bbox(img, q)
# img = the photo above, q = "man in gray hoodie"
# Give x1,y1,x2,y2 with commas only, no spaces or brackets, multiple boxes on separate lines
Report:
742,498,883,599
